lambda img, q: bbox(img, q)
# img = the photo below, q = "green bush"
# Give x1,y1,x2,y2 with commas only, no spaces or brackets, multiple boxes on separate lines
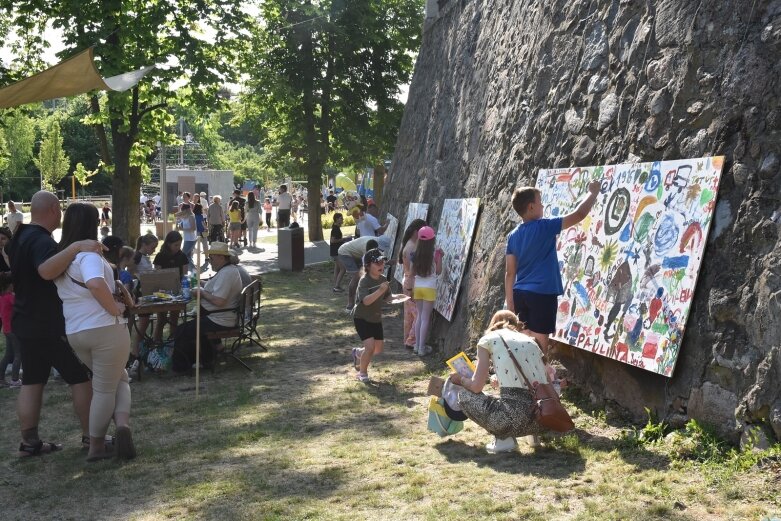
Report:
321,212,355,229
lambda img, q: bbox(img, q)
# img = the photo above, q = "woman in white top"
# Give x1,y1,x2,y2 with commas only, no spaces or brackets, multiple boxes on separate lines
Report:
176,203,197,270
6,201,24,235
245,192,261,247
449,310,550,454
54,203,135,462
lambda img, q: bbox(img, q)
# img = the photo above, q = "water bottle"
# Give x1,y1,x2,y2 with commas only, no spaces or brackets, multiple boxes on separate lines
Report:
190,273,197,291
181,276,191,299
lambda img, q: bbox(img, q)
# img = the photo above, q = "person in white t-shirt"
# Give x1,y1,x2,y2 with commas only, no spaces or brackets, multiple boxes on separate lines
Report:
356,204,387,237
173,242,243,372
449,310,553,454
276,184,293,227
54,202,135,462
5,201,24,235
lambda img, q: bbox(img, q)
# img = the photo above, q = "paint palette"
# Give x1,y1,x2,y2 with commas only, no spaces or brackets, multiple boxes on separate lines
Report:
536,156,724,376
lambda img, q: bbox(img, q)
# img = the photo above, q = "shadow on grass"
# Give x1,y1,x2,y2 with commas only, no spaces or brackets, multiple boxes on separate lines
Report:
575,428,672,471
434,438,587,477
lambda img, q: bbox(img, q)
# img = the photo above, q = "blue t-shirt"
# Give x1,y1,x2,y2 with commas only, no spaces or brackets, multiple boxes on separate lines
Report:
506,217,563,295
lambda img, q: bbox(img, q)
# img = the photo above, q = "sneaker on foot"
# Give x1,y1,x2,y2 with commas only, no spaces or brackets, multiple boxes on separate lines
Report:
417,345,433,356
524,435,542,448
332,287,344,293
356,373,370,383
10,379,22,388
486,436,518,454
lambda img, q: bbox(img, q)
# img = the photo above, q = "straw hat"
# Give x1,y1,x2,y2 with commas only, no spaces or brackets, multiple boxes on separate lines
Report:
206,242,233,256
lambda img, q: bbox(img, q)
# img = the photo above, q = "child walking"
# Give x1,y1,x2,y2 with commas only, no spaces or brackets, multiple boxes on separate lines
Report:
0,273,22,387
330,212,349,292
412,226,443,356
351,248,392,383
263,197,273,231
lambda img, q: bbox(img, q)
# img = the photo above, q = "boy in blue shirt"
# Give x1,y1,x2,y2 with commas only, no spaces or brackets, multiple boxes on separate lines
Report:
504,181,601,355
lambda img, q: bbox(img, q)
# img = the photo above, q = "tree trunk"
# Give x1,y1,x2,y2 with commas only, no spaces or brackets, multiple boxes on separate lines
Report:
373,164,386,208
306,160,324,241
110,132,140,245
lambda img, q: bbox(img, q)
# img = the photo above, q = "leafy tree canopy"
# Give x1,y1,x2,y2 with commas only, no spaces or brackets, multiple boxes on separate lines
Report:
242,0,422,239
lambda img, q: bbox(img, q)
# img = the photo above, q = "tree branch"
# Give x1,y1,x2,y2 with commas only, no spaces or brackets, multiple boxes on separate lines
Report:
137,102,167,121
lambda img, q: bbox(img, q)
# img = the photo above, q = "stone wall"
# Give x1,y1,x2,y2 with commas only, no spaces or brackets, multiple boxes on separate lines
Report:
383,0,781,443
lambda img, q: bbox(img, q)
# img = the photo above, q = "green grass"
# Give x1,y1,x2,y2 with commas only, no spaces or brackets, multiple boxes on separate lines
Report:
0,264,779,520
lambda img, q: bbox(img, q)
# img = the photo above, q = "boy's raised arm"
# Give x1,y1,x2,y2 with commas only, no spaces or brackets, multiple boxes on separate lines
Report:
562,181,601,229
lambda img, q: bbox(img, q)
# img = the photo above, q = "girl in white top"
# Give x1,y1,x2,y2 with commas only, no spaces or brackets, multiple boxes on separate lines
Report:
176,203,197,270
54,203,135,462
450,310,551,454
411,226,443,356
398,219,426,349
245,192,261,247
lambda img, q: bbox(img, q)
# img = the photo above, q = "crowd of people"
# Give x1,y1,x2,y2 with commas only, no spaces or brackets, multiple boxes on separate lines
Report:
334,180,601,452
0,187,264,462
0,176,601,458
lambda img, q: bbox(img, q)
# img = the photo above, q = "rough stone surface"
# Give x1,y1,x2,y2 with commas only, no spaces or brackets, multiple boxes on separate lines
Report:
688,383,740,440
384,0,781,442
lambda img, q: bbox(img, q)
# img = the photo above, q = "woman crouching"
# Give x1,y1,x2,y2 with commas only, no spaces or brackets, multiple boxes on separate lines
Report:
449,310,550,454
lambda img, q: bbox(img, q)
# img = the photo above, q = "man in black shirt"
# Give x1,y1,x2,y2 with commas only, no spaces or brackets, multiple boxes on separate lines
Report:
326,190,338,212
10,191,105,457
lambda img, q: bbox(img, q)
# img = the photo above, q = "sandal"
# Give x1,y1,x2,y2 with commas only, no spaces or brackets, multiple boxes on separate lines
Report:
18,440,63,458
86,447,116,463
82,435,115,451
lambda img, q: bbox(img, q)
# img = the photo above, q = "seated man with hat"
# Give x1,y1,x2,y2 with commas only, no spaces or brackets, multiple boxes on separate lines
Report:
172,242,243,373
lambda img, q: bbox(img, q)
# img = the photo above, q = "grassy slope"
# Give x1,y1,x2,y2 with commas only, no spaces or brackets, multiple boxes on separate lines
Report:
0,264,778,520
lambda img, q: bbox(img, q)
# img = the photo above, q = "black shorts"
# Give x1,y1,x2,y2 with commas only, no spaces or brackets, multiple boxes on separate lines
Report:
513,290,559,334
17,334,90,386
354,318,384,341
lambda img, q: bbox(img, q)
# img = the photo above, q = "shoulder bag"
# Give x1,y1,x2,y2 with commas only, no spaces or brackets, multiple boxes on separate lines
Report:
498,335,574,433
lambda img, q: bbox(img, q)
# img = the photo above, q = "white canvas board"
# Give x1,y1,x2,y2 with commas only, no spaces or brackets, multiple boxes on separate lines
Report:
434,198,481,321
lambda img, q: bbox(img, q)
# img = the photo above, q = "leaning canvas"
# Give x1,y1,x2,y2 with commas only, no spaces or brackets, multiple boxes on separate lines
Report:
394,203,430,283
434,198,480,321
536,156,724,376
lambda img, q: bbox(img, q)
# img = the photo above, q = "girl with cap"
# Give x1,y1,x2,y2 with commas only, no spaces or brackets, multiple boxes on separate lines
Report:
351,248,392,383
412,226,444,356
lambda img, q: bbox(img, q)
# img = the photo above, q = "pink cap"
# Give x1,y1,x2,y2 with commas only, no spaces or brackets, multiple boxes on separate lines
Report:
418,226,435,241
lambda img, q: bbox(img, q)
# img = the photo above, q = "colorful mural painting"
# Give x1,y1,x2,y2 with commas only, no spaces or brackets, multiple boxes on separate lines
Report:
536,156,724,376
434,198,481,321
394,203,430,283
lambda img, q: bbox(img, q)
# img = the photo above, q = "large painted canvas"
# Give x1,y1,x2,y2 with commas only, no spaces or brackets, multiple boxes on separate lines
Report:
434,198,480,321
394,203,430,283
536,156,724,376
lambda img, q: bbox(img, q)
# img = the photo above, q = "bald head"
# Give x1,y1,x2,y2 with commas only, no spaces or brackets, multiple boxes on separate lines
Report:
30,191,61,231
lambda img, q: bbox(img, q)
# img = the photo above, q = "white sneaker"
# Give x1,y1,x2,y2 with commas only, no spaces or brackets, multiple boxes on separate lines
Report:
485,437,518,454
524,435,542,448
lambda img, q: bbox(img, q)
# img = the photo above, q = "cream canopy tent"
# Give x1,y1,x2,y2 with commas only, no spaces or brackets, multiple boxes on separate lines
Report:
0,47,154,108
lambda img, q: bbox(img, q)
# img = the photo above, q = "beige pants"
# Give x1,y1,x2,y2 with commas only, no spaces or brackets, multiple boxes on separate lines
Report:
68,323,132,438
